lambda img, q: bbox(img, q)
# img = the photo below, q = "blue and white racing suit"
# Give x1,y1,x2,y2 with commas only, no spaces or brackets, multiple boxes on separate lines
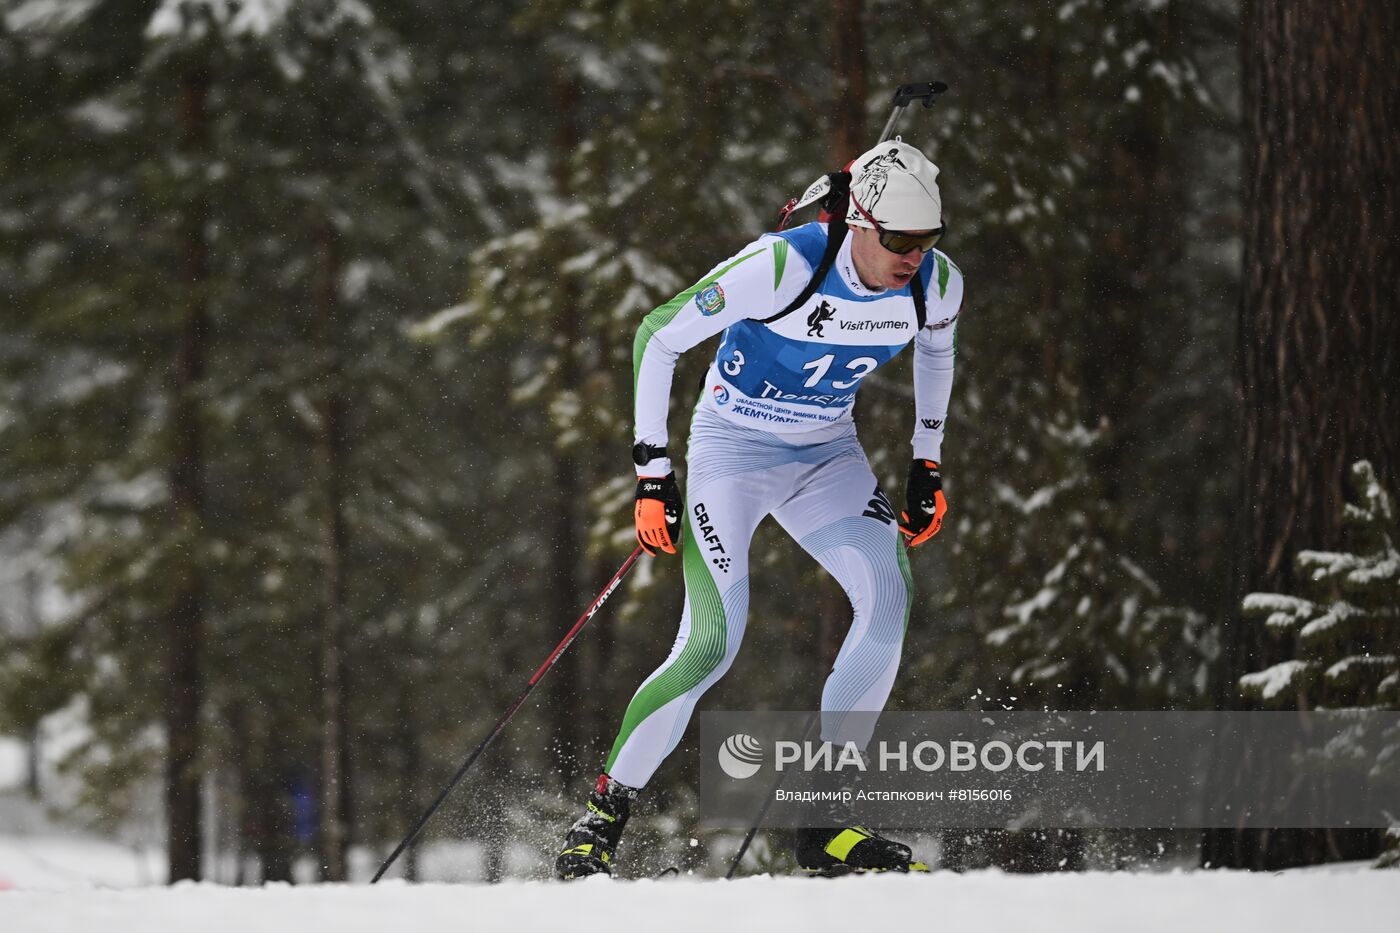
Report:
605,222,964,788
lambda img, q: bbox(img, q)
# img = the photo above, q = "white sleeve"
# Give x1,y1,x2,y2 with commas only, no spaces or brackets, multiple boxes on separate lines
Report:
632,235,809,475
911,259,964,463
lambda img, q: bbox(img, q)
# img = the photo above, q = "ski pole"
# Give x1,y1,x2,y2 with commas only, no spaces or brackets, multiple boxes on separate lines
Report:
725,709,820,879
371,545,646,884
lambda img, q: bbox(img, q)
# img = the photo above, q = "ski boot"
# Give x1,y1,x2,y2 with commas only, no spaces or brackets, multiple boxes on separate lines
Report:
555,773,640,879
796,825,930,876
793,743,929,876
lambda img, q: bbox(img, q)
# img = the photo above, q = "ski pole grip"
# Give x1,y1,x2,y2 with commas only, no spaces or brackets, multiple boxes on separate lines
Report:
892,81,948,108
879,81,948,142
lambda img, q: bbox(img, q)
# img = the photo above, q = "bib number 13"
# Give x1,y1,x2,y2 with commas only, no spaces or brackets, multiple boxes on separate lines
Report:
802,354,877,389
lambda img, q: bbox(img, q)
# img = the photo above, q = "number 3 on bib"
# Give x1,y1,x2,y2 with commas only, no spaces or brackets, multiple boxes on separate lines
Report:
802,354,878,389
722,348,746,377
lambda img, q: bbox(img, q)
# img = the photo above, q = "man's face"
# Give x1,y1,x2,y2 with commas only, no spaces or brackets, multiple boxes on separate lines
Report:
850,225,931,291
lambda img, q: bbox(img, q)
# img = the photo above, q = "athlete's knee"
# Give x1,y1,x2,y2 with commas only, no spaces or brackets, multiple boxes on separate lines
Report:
676,556,747,684
688,626,730,682
666,610,736,695
846,548,911,617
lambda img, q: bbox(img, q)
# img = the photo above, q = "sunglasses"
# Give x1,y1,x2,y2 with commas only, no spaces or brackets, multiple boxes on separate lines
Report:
850,193,945,255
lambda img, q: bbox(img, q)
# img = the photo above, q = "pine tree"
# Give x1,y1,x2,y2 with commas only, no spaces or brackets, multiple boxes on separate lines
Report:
1240,460,1399,710
1238,460,1399,867
977,413,1216,710
1,0,516,881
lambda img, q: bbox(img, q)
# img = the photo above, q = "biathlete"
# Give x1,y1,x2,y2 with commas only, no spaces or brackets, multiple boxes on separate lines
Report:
556,139,963,877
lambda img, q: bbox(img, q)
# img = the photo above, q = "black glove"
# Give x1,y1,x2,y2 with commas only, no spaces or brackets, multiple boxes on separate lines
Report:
635,473,683,556
899,460,947,548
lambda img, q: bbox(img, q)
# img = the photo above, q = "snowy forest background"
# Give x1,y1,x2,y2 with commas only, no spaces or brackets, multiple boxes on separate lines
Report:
0,0,1395,884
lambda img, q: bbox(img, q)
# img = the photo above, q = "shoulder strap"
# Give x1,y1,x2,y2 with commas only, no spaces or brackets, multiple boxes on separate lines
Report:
757,172,929,330
758,172,851,325
913,268,927,331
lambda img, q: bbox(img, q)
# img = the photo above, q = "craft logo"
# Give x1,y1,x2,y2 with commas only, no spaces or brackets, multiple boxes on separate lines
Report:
930,313,959,331
921,417,943,430
695,283,726,316
713,384,730,405
693,502,730,573
718,733,764,780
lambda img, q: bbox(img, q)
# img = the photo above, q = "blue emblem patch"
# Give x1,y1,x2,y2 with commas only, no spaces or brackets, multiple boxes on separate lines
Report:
694,283,726,316
713,384,730,405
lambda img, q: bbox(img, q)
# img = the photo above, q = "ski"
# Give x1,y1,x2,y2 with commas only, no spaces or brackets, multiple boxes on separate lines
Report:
801,861,931,878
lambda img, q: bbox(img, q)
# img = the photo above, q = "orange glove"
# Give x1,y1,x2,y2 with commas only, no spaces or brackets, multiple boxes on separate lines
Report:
899,459,947,548
635,473,683,556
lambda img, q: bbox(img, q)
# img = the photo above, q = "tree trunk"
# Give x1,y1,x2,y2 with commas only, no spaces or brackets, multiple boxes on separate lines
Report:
315,221,353,881
820,0,867,683
1079,109,1166,507
225,702,249,886
395,677,421,882
1238,0,1399,601
20,524,42,799
1207,0,1400,870
26,727,40,799
164,62,211,885
251,757,294,884
830,0,868,166
545,73,590,784
1034,5,1064,387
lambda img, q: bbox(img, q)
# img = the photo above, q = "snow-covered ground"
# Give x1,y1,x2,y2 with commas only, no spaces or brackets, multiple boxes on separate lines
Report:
1,870,1396,933
3,738,1394,933
0,794,165,891
0,737,165,892
1,799,1393,932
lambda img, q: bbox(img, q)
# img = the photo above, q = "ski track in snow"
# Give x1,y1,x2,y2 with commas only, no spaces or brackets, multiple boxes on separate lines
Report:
1,872,1396,933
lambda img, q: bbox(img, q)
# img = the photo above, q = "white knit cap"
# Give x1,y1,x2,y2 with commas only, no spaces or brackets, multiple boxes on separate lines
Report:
846,139,943,232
